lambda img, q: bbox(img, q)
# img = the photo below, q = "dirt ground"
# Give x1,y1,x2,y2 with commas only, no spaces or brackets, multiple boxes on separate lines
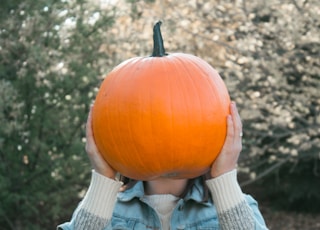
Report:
242,181,320,230
260,202,320,230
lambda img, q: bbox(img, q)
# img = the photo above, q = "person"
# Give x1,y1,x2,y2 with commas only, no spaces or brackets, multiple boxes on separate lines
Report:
58,102,268,230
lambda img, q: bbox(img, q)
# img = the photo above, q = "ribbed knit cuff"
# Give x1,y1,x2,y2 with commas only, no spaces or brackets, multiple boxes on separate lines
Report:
79,170,123,219
206,169,244,213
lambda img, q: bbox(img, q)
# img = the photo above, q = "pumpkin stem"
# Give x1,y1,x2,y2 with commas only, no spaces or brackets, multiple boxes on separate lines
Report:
152,21,167,57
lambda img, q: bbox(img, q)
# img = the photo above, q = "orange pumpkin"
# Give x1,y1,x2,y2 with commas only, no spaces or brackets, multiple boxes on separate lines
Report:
92,22,230,180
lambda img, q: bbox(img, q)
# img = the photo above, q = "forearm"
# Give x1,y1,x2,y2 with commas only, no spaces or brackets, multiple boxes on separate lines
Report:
206,169,255,230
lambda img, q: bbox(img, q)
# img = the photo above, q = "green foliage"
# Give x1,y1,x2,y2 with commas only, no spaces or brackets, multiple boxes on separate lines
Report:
0,0,115,228
1,1,319,229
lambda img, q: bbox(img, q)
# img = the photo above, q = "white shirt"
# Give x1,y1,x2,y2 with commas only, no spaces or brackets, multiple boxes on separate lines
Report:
144,194,179,230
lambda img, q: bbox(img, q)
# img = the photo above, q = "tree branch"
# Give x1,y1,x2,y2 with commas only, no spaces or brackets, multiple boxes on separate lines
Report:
240,156,290,187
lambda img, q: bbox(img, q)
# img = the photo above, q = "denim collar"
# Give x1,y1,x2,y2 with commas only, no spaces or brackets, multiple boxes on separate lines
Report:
117,178,211,206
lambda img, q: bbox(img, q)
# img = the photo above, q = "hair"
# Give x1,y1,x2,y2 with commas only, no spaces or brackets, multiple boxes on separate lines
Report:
119,173,211,202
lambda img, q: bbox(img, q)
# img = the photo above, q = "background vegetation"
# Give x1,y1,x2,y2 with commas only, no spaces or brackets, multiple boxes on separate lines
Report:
0,0,319,229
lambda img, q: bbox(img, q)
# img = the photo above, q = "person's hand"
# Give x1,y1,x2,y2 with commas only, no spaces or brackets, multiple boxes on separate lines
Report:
210,102,243,178
85,107,117,179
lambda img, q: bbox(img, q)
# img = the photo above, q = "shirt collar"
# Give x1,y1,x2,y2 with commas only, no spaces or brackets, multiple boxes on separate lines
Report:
117,178,211,206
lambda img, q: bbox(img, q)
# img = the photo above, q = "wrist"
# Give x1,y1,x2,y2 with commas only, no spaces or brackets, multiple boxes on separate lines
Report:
95,169,116,180
210,166,236,178
79,170,123,218
206,169,244,212
89,158,117,179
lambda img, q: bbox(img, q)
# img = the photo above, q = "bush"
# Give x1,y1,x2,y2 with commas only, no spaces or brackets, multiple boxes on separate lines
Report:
0,0,115,228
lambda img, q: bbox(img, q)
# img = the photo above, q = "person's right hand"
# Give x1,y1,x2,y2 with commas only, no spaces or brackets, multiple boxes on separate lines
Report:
85,106,117,179
210,102,242,178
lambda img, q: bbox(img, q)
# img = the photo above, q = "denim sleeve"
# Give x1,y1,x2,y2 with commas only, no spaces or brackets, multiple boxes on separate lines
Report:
244,195,269,230
217,194,268,230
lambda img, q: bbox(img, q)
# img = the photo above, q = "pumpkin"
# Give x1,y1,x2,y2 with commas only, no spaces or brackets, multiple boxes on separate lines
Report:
92,21,230,180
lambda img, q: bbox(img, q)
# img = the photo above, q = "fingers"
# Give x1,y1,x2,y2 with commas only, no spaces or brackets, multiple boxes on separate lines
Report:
221,102,243,151
210,102,242,178
230,102,242,135
85,106,98,155
230,101,242,151
86,106,94,138
84,106,117,179
225,102,242,138
223,114,234,149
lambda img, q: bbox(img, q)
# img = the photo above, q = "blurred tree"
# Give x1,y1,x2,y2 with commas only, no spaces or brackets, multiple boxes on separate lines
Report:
222,0,320,212
118,1,319,212
121,0,320,212
0,0,116,228
1,1,319,229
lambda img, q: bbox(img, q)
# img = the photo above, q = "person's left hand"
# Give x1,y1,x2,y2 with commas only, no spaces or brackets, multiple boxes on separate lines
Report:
210,102,243,178
85,106,117,179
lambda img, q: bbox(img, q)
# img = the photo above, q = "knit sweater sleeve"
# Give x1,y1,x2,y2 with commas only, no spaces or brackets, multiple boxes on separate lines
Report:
58,170,122,230
206,169,255,230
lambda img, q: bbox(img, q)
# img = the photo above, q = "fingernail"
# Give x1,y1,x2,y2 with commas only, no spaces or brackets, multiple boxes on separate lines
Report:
230,102,235,111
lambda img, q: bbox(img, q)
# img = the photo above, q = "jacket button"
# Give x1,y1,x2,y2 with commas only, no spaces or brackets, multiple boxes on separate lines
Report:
177,225,185,230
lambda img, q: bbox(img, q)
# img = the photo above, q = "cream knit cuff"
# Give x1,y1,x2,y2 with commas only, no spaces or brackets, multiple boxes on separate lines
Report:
206,169,244,213
79,170,123,219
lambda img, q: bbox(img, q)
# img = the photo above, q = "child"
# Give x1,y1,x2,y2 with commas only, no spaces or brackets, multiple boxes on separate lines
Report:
58,102,268,230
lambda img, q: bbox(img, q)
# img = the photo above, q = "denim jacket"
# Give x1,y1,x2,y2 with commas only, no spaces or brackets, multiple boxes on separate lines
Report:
58,177,267,230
